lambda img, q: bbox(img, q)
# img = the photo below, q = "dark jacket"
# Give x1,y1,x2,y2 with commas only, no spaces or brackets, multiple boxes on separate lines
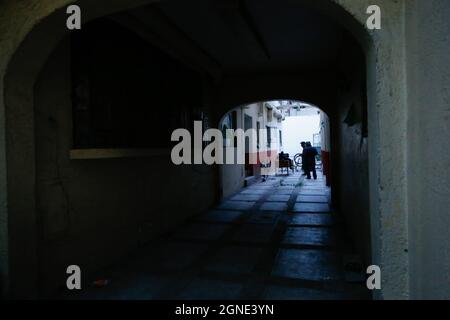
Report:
302,147,318,170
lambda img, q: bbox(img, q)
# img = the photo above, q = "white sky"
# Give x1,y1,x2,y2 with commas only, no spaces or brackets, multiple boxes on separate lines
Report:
282,115,320,157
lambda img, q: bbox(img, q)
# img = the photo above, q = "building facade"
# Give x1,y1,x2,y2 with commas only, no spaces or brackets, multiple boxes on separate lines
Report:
220,102,285,198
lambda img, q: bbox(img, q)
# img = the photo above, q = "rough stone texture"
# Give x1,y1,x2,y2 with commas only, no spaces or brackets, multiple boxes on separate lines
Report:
334,0,411,300
0,0,75,298
405,0,450,299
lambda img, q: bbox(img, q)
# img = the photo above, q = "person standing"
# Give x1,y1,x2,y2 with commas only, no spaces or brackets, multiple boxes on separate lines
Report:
303,142,318,179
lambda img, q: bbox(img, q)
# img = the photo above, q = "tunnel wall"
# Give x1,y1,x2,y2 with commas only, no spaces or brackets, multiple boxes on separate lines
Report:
220,163,244,199
335,59,371,264
33,37,216,296
406,0,450,300
220,108,245,199
332,33,371,264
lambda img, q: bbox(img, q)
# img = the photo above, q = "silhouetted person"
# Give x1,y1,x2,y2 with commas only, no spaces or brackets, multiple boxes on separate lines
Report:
300,141,306,175
303,142,318,179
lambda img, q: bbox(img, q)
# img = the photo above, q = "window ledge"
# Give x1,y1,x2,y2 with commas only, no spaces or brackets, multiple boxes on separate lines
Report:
69,148,170,160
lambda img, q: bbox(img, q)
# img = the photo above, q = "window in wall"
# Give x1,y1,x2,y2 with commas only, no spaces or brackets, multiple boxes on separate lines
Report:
267,108,273,122
244,114,253,153
258,104,264,117
279,130,283,146
222,111,237,147
256,121,260,149
266,126,271,148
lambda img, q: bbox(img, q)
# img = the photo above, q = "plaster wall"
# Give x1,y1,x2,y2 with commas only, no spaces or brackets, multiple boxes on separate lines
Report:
220,164,245,199
220,108,245,199
338,0,410,300
335,58,371,263
0,0,162,299
19,24,216,297
405,0,450,300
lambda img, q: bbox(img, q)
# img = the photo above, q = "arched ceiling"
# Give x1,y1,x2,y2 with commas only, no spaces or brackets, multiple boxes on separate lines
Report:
115,0,349,78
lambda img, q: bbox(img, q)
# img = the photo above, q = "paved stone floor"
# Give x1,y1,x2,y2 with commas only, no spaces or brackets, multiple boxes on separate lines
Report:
62,171,370,300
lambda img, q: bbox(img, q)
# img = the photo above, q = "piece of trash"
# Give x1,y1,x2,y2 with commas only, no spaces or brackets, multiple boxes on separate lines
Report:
93,278,110,287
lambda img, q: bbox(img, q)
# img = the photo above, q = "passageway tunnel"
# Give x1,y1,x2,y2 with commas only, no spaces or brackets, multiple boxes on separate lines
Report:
3,0,374,298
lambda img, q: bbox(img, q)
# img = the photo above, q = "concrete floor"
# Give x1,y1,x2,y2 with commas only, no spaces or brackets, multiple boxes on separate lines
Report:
61,170,370,300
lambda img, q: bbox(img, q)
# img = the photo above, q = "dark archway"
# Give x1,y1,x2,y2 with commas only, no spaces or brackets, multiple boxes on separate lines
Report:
3,0,376,298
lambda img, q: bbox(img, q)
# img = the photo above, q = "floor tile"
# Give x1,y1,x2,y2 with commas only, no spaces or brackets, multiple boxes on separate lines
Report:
298,189,327,196
260,202,288,211
293,203,330,213
272,249,341,281
231,194,262,201
277,186,295,190
282,227,335,246
266,194,291,202
232,224,274,244
144,242,210,271
289,214,333,226
219,201,256,210
247,212,279,224
173,223,230,241
296,195,329,203
274,189,294,195
240,189,268,195
205,246,262,274
197,210,243,223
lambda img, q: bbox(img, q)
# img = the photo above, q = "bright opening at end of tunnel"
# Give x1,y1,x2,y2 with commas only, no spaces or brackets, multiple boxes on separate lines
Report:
279,103,321,157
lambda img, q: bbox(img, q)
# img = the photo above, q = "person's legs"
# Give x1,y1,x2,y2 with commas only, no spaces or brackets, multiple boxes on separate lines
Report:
306,169,311,179
312,168,317,180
